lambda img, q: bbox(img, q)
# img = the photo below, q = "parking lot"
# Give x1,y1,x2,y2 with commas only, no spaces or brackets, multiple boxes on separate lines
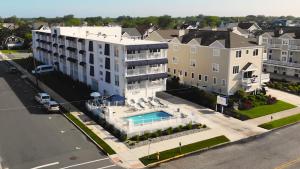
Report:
0,60,121,169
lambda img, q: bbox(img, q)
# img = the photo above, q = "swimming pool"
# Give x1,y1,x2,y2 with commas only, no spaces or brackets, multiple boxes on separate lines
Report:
126,111,173,125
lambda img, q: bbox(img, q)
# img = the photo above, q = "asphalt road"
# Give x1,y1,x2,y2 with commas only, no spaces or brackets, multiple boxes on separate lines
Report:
155,123,300,169
0,60,121,169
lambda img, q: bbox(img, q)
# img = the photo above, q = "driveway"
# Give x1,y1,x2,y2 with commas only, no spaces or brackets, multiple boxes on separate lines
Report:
0,60,121,169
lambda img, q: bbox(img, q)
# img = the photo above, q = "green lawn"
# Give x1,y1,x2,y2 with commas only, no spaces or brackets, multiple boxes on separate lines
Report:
65,113,116,155
0,50,30,54
259,113,300,129
236,100,296,119
139,136,229,165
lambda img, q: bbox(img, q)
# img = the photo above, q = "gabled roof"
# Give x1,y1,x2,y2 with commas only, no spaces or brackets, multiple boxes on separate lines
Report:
180,30,258,48
156,29,182,40
238,22,256,29
122,28,142,37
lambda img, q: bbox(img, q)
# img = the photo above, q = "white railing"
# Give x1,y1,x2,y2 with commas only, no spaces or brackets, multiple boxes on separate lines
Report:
289,45,300,50
264,59,300,68
126,52,165,61
242,77,259,86
126,67,165,76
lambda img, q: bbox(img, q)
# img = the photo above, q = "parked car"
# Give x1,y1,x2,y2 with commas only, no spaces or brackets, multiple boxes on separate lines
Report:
8,66,17,73
43,101,60,112
32,65,54,74
35,93,51,104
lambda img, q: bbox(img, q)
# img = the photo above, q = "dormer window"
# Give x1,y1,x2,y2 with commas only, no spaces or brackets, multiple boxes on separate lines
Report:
282,39,289,45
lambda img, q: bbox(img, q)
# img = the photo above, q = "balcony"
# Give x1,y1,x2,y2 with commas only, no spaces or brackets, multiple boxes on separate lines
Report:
264,43,300,51
264,59,300,69
126,67,165,76
126,73,168,83
242,77,259,87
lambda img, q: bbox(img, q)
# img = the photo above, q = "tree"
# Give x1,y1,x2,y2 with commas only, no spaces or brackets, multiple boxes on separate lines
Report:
158,15,174,28
203,16,221,27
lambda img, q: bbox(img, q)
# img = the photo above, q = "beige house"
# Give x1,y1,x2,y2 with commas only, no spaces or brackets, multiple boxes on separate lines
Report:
147,30,270,95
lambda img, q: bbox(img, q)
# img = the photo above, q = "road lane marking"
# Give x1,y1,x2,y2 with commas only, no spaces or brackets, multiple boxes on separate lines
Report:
97,164,116,169
31,162,59,169
59,158,109,169
274,156,300,169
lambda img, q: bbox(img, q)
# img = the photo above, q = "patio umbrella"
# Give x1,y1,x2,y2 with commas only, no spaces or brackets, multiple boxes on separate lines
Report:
90,92,101,98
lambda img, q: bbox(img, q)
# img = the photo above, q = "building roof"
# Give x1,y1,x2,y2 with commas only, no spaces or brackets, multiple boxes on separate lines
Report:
263,27,300,39
122,28,142,37
238,22,256,30
155,29,181,39
180,30,258,48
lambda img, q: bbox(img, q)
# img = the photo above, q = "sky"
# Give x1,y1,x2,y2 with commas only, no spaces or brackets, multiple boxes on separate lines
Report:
1,0,300,18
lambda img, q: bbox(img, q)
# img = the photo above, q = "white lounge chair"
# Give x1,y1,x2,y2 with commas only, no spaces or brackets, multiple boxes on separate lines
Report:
154,98,167,108
138,101,146,109
135,103,143,110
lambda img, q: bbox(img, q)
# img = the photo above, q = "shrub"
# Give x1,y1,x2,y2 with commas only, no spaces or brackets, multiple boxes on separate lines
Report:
267,95,277,105
151,132,159,138
203,124,207,128
157,129,162,136
186,123,193,130
119,132,127,142
166,127,173,135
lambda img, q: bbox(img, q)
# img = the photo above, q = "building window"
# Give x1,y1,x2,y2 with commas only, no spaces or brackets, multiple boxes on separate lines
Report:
115,75,119,86
185,72,187,77
173,69,176,74
212,63,219,72
191,73,194,79
290,52,294,56
233,66,239,74
253,49,259,56
104,44,110,56
191,46,197,54
173,44,179,51
246,50,249,54
198,74,202,81
168,68,170,72
236,50,242,58
213,77,217,85
89,53,94,64
114,63,119,72
282,51,288,56
114,46,119,57
179,70,182,76
204,75,208,82
190,60,196,67
105,58,110,70
90,66,94,76
89,41,93,52
213,49,220,57
269,50,273,53
222,79,226,86
282,39,289,45
105,71,111,83
172,56,177,64
262,38,268,43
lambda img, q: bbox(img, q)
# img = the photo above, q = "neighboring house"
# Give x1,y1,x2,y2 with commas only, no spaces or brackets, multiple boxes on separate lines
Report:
2,23,19,30
136,25,158,39
32,21,49,30
146,29,188,42
122,28,142,39
221,22,262,37
148,30,269,95
32,26,168,100
179,23,198,30
1,35,24,49
259,27,300,79
272,19,295,27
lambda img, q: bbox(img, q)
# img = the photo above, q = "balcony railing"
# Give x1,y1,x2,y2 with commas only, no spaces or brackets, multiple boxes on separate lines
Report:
242,77,259,86
126,67,165,76
264,43,300,51
264,59,300,69
126,52,164,61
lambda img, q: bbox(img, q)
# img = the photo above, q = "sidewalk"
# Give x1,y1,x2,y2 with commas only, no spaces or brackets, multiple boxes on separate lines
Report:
246,107,300,126
267,88,300,106
1,54,230,169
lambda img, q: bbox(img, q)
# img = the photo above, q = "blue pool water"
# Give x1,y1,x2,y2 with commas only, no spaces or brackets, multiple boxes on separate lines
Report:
126,111,172,125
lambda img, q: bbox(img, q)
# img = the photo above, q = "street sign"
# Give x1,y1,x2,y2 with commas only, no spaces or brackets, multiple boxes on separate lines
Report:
217,96,227,106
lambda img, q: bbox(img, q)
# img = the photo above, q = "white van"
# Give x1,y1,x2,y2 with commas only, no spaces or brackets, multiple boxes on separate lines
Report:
32,65,54,74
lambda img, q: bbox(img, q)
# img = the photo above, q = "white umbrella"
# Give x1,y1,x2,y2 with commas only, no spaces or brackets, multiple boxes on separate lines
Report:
90,92,101,98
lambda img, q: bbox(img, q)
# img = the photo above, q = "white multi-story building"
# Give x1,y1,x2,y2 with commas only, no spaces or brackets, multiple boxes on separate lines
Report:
32,26,168,100
259,28,300,78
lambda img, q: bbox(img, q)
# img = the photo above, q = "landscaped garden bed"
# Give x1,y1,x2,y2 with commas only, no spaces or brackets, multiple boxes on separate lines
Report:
259,113,300,129
126,123,208,148
227,90,296,120
267,79,300,95
139,135,229,165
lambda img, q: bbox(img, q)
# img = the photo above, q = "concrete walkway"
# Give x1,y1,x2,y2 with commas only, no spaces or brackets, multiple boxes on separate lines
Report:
267,88,300,106
247,107,300,126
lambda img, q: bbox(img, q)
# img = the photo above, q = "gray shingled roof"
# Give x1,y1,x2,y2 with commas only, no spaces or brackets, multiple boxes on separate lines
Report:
122,28,142,37
180,30,258,48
